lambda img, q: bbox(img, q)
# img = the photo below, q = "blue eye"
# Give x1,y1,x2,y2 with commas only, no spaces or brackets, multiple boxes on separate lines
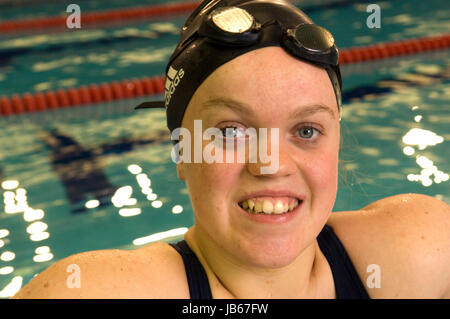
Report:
297,126,318,139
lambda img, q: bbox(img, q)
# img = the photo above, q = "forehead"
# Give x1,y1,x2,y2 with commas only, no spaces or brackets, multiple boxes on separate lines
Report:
186,46,337,119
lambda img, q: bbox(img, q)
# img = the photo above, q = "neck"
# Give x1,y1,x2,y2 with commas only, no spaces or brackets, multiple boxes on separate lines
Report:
185,226,332,299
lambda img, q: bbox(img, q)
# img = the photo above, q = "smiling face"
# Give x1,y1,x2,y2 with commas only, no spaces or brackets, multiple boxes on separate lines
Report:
177,46,340,269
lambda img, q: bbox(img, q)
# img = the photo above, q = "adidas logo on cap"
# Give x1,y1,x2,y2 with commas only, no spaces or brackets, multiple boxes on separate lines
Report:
165,66,185,108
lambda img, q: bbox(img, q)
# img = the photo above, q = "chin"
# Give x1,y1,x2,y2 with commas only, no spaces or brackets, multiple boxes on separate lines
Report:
240,235,305,269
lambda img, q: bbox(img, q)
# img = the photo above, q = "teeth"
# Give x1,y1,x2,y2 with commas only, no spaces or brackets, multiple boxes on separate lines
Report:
289,202,295,211
274,201,285,215
239,199,300,215
254,201,262,213
248,199,255,211
263,200,273,214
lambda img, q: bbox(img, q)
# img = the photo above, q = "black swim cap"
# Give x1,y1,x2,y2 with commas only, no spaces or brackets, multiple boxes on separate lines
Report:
135,0,342,132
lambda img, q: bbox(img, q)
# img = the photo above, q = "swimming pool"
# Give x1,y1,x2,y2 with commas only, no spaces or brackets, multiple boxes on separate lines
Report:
0,0,448,297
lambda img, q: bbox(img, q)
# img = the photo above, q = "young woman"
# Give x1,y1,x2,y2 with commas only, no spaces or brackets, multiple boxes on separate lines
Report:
14,0,450,299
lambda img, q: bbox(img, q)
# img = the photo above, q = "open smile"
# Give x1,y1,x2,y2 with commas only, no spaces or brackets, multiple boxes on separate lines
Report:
238,197,300,215
236,192,304,224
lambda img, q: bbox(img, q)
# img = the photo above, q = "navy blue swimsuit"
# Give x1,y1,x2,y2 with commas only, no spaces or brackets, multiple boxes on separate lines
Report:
170,224,370,299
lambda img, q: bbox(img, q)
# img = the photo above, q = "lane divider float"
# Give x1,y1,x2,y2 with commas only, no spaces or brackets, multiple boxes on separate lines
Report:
0,34,449,117
0,2,201,33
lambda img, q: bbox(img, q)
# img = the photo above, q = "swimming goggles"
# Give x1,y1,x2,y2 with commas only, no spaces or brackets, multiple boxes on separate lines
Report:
195,6,339,68
170,5,341,107
135,2,343,125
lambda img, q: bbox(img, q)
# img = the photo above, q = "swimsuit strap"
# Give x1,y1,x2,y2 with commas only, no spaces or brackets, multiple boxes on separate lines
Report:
169,240,213,299
317,224,370,299
171,224,370,299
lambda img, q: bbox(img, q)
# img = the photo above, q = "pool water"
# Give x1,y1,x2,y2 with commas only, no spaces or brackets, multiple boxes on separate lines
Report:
0,0,448,297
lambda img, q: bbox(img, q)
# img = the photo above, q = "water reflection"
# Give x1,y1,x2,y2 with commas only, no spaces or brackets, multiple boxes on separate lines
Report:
401,111,448,188
0,276,22,298
402,128,444,150
119,208,141,217
339,64,448,194
171,205,183,214
2,182,49,238
0,251,15,262
0,179,54,296
112,185,137,208
0,267,13,275
132,227,188,246
151,200,163,208
33,246,54,263
0,229,9,239
407,155,449,187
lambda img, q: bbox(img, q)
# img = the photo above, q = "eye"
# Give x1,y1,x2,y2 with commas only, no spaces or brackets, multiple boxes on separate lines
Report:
219,126,247,139
296,126,320,139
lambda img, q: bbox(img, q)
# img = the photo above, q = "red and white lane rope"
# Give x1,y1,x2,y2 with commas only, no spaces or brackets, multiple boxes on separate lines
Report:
0,2,201,33
0,34,449,116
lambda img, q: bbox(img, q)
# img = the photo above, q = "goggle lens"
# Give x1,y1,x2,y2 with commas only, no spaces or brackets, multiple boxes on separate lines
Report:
211,7,254,34
291,24,334,52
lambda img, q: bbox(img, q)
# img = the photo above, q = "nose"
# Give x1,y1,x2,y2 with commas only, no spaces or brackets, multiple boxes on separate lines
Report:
246,130,298,177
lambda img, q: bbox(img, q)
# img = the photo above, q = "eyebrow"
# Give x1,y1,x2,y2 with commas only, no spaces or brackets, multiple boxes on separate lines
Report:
201,97,253,118
201,97,336,119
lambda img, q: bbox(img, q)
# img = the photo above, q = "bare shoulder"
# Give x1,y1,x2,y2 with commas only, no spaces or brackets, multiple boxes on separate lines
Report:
12,241,189,299
327,193,450,298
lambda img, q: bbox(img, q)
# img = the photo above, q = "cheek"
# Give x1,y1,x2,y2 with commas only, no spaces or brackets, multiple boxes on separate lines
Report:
297,147,338,226
305,147,339,196
184,162,241,213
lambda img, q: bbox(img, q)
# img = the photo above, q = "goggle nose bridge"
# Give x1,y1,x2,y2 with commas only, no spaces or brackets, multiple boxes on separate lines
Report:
207,7,336,55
